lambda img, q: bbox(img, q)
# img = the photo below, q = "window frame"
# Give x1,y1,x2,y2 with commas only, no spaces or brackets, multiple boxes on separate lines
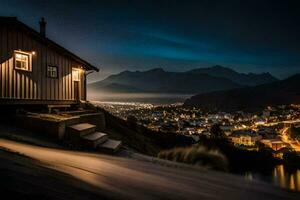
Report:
14,51,31,72
47,65,59,79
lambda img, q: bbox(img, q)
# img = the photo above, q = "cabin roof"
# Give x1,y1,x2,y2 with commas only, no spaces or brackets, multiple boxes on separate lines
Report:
0,17,99,72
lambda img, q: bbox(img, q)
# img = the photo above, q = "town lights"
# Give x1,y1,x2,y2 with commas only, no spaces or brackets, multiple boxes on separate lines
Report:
32,51,36,55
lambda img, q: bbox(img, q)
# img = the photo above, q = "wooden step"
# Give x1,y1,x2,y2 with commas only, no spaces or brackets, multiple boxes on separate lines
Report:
98,139,122,153
81,132,108,148
67,123,96,138
79,112,106,132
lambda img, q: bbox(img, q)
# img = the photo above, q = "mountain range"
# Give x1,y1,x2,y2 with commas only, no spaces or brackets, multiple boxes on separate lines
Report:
186,65,277,86
88,66,278,94
184,74,300,112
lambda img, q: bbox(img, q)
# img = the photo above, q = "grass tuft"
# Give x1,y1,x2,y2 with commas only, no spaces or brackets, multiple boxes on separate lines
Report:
158,145,228,171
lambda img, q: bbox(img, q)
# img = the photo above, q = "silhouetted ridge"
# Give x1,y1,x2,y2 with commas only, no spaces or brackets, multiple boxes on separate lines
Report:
187,65,278,86
184,74,300,112
88,66,278,94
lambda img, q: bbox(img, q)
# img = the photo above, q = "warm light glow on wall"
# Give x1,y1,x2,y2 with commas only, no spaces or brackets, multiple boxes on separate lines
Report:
72,69,80,81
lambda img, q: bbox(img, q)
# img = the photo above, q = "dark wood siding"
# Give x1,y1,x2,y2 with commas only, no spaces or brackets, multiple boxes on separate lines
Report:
0,23,86,102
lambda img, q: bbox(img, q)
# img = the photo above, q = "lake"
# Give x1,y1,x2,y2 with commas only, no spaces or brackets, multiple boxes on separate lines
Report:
245,165,300,191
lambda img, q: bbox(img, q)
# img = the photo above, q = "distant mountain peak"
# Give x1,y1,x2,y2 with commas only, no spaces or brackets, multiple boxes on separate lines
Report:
187,65,278,86
119,68,166,75
119,70,131,74
187,65,237,74
146,68,165,73
211,65,233,70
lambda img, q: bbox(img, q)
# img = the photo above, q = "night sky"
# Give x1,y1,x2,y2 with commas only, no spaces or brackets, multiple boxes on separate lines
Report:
1,0,300,81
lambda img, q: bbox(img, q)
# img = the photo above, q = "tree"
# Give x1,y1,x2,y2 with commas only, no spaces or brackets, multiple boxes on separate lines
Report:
283,151,300,169
210,124,224,139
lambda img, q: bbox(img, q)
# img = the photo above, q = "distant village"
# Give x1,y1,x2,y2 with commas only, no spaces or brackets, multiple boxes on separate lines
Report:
94,102,300,158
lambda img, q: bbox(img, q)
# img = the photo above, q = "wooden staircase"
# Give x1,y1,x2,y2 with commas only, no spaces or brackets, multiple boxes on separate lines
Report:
82,132,108,148
67,123,122,153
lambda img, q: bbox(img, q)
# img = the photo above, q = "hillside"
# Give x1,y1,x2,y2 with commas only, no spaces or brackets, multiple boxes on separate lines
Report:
1,140,299,200
102,108,194,155
184,74,300,112
88,66,277,94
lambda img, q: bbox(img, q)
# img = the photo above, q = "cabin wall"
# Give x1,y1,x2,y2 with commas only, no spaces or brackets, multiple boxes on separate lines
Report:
0,23,86,102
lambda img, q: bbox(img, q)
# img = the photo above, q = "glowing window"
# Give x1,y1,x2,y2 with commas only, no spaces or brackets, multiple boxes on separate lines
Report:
15,52,30,71
47,66,58,78
72,69,80,81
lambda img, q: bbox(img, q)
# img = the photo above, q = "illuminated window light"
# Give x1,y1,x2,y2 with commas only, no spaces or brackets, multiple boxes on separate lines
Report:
15,51,30,71
72,69,80,81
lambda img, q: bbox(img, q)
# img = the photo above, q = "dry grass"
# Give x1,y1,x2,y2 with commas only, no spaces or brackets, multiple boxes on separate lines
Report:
158,145,228,171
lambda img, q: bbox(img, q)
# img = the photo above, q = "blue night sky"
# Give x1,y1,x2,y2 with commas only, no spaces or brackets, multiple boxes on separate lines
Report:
1,0,300,82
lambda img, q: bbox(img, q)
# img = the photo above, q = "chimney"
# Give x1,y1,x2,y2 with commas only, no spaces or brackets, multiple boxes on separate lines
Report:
39,17,46,37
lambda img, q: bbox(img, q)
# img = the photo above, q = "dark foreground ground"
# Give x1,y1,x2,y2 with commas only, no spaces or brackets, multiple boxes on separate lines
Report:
0,149,107,200
0,139,299,200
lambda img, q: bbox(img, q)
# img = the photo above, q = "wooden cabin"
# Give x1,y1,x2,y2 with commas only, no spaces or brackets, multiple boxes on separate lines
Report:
0,17,99,106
